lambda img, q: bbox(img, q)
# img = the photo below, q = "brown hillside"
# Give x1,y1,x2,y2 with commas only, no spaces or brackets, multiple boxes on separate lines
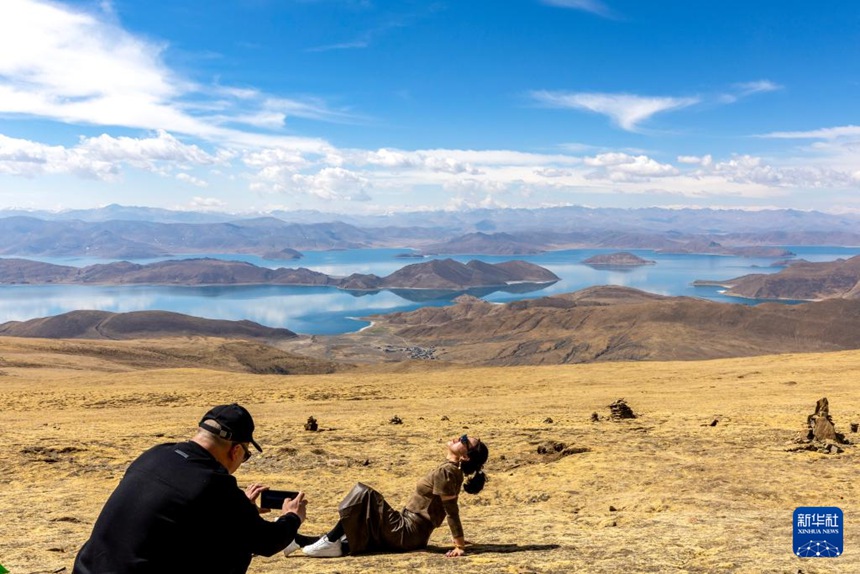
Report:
379,258,559,290
356,286,860,365
0,310,298,341
0,336,340,375
700,254,860,300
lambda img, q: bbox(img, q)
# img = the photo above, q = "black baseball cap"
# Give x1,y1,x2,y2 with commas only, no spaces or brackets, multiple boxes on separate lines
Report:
198,403,262,452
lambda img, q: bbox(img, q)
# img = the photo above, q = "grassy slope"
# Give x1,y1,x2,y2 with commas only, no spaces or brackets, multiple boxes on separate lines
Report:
2,338,859,573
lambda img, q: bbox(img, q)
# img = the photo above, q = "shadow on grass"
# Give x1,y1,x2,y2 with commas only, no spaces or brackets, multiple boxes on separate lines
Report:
426,543,561,554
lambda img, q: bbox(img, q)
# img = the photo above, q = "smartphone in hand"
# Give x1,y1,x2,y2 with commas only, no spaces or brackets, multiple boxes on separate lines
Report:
260,490,300,510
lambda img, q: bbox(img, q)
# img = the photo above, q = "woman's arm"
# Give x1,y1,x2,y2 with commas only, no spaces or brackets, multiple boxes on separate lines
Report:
440,494,466,557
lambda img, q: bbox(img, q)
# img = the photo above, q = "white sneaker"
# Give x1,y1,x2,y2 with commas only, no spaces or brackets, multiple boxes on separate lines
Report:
282,539,300,557
302,535,343,558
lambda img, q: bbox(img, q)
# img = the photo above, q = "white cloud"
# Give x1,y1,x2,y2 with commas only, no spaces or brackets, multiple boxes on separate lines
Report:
243,148,311,172
541,0,615,18
677,154,713,167
719,79,783,103
78,130,218,167
305,41,370,53
734,80,782,96
709,154,852,188
584,152,679,181
188,196,226,209
0,133,117,179
176,173,208,187
360,148,482,174
280,167,373,201
0,131,218,180
531,91,699,131
760,125,860,140
534,167,572,178
0,0,349,151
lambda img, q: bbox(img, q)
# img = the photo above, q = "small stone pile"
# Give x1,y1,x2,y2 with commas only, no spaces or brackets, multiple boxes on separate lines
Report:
304,416,318,431
609,398,636,420
790,397,850,454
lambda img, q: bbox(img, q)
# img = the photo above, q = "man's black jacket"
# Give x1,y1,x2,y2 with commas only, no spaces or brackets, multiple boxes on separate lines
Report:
73,441,300,574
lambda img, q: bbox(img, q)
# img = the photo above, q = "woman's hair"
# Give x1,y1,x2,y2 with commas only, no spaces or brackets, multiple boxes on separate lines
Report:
461,441,489,495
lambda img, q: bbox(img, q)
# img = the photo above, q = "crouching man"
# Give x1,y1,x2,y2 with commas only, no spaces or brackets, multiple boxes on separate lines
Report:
73,403,307,574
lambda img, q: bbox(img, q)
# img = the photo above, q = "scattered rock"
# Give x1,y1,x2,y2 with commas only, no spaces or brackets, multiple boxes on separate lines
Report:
807,398,836,441
805,397,847,443
709,419,718,427
609,505,618,512
536,441,590,461
851,423,859,433
590,412,600,422
440,415,449,421
362,459,371,466
543,417,554,424
389,415,403,425
789,398,851,454
304,416,318,431
609,398,636,420
537,441,566,454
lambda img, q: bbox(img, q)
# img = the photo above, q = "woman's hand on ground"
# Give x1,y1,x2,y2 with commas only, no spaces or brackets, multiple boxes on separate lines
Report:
445,546,465,558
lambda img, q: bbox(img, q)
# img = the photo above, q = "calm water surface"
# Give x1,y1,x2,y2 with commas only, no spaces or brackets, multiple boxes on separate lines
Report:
0,246,856,335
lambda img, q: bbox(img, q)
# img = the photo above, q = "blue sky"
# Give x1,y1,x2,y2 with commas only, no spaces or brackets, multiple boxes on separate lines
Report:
0,0,859,215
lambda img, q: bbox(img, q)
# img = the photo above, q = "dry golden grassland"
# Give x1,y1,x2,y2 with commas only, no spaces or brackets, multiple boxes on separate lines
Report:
2,338,859,573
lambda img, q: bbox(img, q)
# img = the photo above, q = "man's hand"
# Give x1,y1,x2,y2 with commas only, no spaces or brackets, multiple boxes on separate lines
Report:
244,483,270,514
282,491,308,523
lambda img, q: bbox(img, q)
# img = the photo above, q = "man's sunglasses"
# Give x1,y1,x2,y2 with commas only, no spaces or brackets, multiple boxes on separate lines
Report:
236,442,252,462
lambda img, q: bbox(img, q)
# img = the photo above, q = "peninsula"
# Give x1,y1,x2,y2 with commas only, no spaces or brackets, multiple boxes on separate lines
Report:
693,255,860,300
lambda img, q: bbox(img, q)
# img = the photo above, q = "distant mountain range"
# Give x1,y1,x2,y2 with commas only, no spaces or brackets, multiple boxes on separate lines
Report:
1,205,859,257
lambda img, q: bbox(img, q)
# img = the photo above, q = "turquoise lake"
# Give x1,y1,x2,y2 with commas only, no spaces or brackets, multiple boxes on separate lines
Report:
0,246,857,335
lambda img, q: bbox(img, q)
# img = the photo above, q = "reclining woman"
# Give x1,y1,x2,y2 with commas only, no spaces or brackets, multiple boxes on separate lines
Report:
286,433,489,559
